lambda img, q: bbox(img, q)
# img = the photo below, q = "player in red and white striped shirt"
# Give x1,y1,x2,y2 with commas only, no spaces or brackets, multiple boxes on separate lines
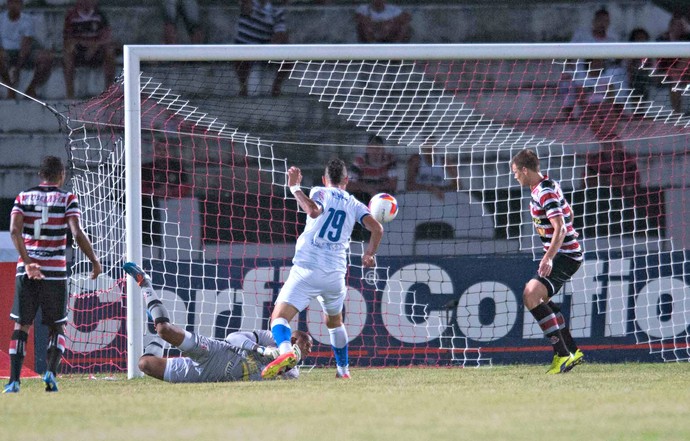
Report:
510,149,584,374
3,156,101,394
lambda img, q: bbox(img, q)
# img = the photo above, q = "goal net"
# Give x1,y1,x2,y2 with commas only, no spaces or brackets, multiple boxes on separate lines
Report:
62,43,690,377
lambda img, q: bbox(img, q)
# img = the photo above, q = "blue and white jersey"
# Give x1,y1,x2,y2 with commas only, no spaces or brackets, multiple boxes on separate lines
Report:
292,187,370,273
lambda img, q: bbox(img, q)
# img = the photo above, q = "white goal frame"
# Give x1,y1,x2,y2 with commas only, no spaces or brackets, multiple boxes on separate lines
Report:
123,42,690,378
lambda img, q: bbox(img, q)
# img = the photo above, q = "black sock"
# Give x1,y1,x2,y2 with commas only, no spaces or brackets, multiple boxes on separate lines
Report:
9,330,28,383
548,301,578,353
530,303,570,357
46,332,66,374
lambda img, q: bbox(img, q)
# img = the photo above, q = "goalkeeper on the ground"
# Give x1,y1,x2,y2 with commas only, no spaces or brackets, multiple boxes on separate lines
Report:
123,262,313,383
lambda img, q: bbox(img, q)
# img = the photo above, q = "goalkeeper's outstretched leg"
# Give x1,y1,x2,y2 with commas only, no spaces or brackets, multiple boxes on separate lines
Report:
124,262,199,379
123,262,313,383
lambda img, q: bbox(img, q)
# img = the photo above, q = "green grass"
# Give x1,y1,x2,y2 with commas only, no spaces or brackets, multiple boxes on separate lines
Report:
2,363,690,441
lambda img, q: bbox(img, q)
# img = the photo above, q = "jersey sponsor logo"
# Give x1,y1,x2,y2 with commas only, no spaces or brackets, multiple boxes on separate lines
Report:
224,360,236,378
239,357,260,381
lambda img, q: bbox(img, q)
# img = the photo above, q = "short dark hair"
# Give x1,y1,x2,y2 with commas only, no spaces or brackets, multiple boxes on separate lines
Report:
368,135,384,145
325,158,347,185
595,7,609,18
510,149,540,172
291,329,312,343
629,27,650,42
39,156,65,183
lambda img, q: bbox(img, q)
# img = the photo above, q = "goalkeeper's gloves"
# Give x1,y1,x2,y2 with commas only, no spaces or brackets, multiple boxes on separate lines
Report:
256,346,280,359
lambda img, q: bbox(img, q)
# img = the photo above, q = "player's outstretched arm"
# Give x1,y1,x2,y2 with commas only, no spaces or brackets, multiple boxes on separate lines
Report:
361,214,383,267
288,166,322,218
224,332,279,359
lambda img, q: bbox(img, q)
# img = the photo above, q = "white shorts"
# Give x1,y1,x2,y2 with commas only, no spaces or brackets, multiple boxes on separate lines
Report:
164,357,203,383
276,265,346,315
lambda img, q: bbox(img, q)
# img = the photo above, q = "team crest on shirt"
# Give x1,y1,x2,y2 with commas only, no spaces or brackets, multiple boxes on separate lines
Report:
532,217,547,237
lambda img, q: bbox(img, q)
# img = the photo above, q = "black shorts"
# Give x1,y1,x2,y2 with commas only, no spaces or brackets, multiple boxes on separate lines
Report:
74,44,107,67
10,276,68,326
534,254,582,298
5,44,41,68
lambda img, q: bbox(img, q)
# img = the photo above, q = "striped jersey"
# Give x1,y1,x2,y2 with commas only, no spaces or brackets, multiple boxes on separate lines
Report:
63,6,110,41
293,187,370,273
530,177,582,261
11,184,81,280
350,152,397,187
234,0,286,44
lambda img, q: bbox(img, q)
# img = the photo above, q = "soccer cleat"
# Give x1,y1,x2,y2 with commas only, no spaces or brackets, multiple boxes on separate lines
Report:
261,352,299,380
569,349,585,369
2,381,20,394
336,365,351,379
123,262,152,288
43,371,58,392
547,352,582,374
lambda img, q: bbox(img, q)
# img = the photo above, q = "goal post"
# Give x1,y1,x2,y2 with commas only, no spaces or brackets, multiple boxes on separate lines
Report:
63,42,690,378
123,45,144,378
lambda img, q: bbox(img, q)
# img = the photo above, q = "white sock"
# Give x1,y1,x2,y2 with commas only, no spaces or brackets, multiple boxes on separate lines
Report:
270,317,294,354
328,325,348,348
177,331,196,352
329,325,349,370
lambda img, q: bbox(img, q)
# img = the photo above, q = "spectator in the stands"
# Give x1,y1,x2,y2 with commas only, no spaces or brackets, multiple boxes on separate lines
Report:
355,0,412,43
234,0,289,96
142,142,192,200
559,8,626,120
0,0,53,99
406,136,459,200
656,13,690,113
627,27,652,104
63,0,116,99
585,139,639,198
584,138,663,236
160,0,204,44
347,135,398,204
141,142,192,246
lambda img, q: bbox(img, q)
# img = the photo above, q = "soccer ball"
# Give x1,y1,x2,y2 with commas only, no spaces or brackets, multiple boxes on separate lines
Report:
368,193,399,223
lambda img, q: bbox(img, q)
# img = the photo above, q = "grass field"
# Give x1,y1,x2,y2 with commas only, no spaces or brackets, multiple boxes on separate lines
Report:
2,363,689,441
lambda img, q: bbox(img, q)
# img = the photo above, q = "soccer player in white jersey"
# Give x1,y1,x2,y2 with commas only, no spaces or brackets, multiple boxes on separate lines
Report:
262,159,383,380
510,149,584,374
123,262,313,383
4,156,101,394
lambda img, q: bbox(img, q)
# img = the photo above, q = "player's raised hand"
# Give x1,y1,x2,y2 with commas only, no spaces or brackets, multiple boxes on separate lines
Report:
362,253,376,268
287,166,302,187
26,263,45,280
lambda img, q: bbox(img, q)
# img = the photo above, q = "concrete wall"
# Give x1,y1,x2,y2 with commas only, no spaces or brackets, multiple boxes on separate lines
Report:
10,1,673,50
